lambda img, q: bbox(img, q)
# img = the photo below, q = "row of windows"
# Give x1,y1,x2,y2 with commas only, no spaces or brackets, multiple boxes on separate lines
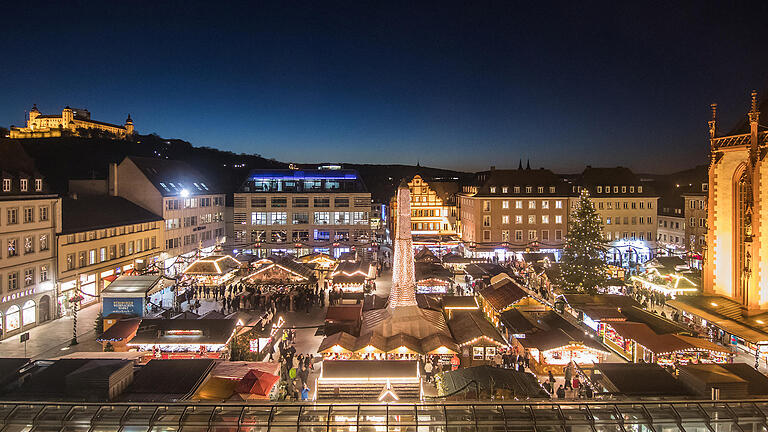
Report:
0,264,50,294
1,205,49,225
64,223,157,244
164,213,224,230
605,232,653,241
482,229,564,242
595,201,654,210
2,234,50,258
604,216,653,225
1,178,43,192
244,211,369,226
1,300,38,332
658,233,683,245
689,217,707,228
164,196,224,211
689,199,707,209
484,200,564,211
660,220,681,229
488,186,557,194
64,237,157,271
485,214,564,226
596,185,644,194
243,196,369,208
412,223,450,231
236,229,370,243
412,209,444,217
166,229,225,250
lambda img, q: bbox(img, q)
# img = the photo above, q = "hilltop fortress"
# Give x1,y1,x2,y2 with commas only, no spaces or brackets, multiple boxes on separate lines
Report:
10,105,134,138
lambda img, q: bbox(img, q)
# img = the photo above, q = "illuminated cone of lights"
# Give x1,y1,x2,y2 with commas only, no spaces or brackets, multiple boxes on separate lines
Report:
390,184,418,308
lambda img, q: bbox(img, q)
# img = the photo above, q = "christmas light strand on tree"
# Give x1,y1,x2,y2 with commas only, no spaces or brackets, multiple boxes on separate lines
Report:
389,183,418,308
559,189,609,293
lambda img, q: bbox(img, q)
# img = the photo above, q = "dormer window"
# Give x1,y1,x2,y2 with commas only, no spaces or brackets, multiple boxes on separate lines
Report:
701,183,708,192
490,186,497,193
20,179,28,192
613,186,618,193
549,186,555,193
502,186,508,194
525,186,532,193
537,186,544,194
597,186,603,193
630,186,635,193
514,186,520,194
638,186,643,193
621,186,627,193
34,179,42,191
604,185,609,193
2,178,10,192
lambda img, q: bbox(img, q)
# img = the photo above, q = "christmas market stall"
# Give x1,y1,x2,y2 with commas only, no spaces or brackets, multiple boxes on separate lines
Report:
246,256,314,285
318,331,358,360
182,255,242,286
509,310,610,374
100,275,170,317
436,365,549,400
329,260,376,294
415,262,454,294
442,295,480,320
126,318,239,359
315,360,421,401
414,246,440,263
191,361,281,401
447,311,509,367
602,321,732,366
479,273,544,326
441,252,475,274
299,252,337,270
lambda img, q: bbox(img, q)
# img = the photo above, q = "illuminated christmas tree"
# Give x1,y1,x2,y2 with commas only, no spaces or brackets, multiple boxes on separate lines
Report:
559,189,608,293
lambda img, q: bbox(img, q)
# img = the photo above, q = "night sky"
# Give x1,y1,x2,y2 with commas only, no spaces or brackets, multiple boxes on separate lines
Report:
1,1,767,173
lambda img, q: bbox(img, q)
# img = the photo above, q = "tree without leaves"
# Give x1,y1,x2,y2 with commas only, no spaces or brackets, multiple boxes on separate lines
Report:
559,190,608,294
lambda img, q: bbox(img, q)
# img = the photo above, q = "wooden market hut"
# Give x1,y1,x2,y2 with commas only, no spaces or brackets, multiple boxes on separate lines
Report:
329,260,376,293
447,310,508,367
245,256,314,284
318,331,357,358
415,262,454,294
478,273,544,326
183,255,242,286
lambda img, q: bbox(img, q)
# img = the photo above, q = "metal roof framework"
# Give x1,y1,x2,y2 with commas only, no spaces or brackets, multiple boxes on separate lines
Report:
1,400,768,431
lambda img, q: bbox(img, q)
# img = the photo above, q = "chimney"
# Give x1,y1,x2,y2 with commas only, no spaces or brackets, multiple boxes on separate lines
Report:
108,163,118,196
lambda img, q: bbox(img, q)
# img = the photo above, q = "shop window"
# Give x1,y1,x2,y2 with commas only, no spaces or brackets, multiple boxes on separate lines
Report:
5,305,20,331
473,346,484,360
22,300,35,326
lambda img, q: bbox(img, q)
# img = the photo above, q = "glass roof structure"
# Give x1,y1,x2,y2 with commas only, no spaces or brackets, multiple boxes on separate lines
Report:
1,400,768,432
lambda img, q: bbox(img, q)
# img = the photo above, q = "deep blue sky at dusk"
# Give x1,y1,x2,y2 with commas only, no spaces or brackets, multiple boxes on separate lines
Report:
1,1,767,173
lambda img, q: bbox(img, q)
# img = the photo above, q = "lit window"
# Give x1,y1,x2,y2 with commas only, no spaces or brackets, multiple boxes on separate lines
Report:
20,179,28,191
34,179,42,191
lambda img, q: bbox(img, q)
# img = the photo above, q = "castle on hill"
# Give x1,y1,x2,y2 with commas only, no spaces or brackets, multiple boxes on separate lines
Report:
9,105,134,139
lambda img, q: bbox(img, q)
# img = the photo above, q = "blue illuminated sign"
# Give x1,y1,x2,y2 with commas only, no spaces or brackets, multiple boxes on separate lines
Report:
103,297,145,317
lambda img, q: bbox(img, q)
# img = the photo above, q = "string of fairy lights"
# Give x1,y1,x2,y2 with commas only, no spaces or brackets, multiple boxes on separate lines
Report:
559,190,610,291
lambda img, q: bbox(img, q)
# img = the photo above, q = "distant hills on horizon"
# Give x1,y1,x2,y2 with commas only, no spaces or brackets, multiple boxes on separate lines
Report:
2,133,705,203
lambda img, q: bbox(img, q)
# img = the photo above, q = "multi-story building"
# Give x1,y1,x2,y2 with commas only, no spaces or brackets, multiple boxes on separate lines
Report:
56,196,163,314
657,190,686,256
0,141,59,341
69,156,226,275
10,105,134,139
233,166,371,258
575,167,658,267
682,184,708,258
458,167,571,260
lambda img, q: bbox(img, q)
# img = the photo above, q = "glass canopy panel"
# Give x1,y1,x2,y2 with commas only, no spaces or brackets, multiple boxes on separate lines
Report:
558,404,591,425
729,402,766,423
616,404,650,425
472,405,505,427
63,405,100,428
270,406,301,429
239,406,272,431
530,405,563,425
415,406,444,426
588,405,621,424
301,405,331,426
154,406,187,426
92,406,131,426
4,405,45,425
35,406,73,426
358,405,387,425
443,405,473,426
180,406,216,428
208,405,242,431
388,405,417,425
644,404,679,424
122,406,158,426
699,403,735,423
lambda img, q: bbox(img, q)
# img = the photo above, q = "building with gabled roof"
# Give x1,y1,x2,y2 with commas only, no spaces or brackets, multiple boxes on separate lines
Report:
10,105,134,139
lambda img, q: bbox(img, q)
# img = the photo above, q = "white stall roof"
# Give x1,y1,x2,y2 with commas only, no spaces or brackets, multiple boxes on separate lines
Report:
101,275,165,298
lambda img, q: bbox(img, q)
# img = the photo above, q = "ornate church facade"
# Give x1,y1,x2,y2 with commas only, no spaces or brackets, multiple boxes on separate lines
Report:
705,91,768,311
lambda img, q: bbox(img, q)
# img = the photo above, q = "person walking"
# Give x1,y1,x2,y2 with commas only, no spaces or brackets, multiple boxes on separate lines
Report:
424,360,433,383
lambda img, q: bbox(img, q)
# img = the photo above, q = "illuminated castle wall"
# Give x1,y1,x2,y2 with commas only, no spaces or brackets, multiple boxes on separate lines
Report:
705,91,768,310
